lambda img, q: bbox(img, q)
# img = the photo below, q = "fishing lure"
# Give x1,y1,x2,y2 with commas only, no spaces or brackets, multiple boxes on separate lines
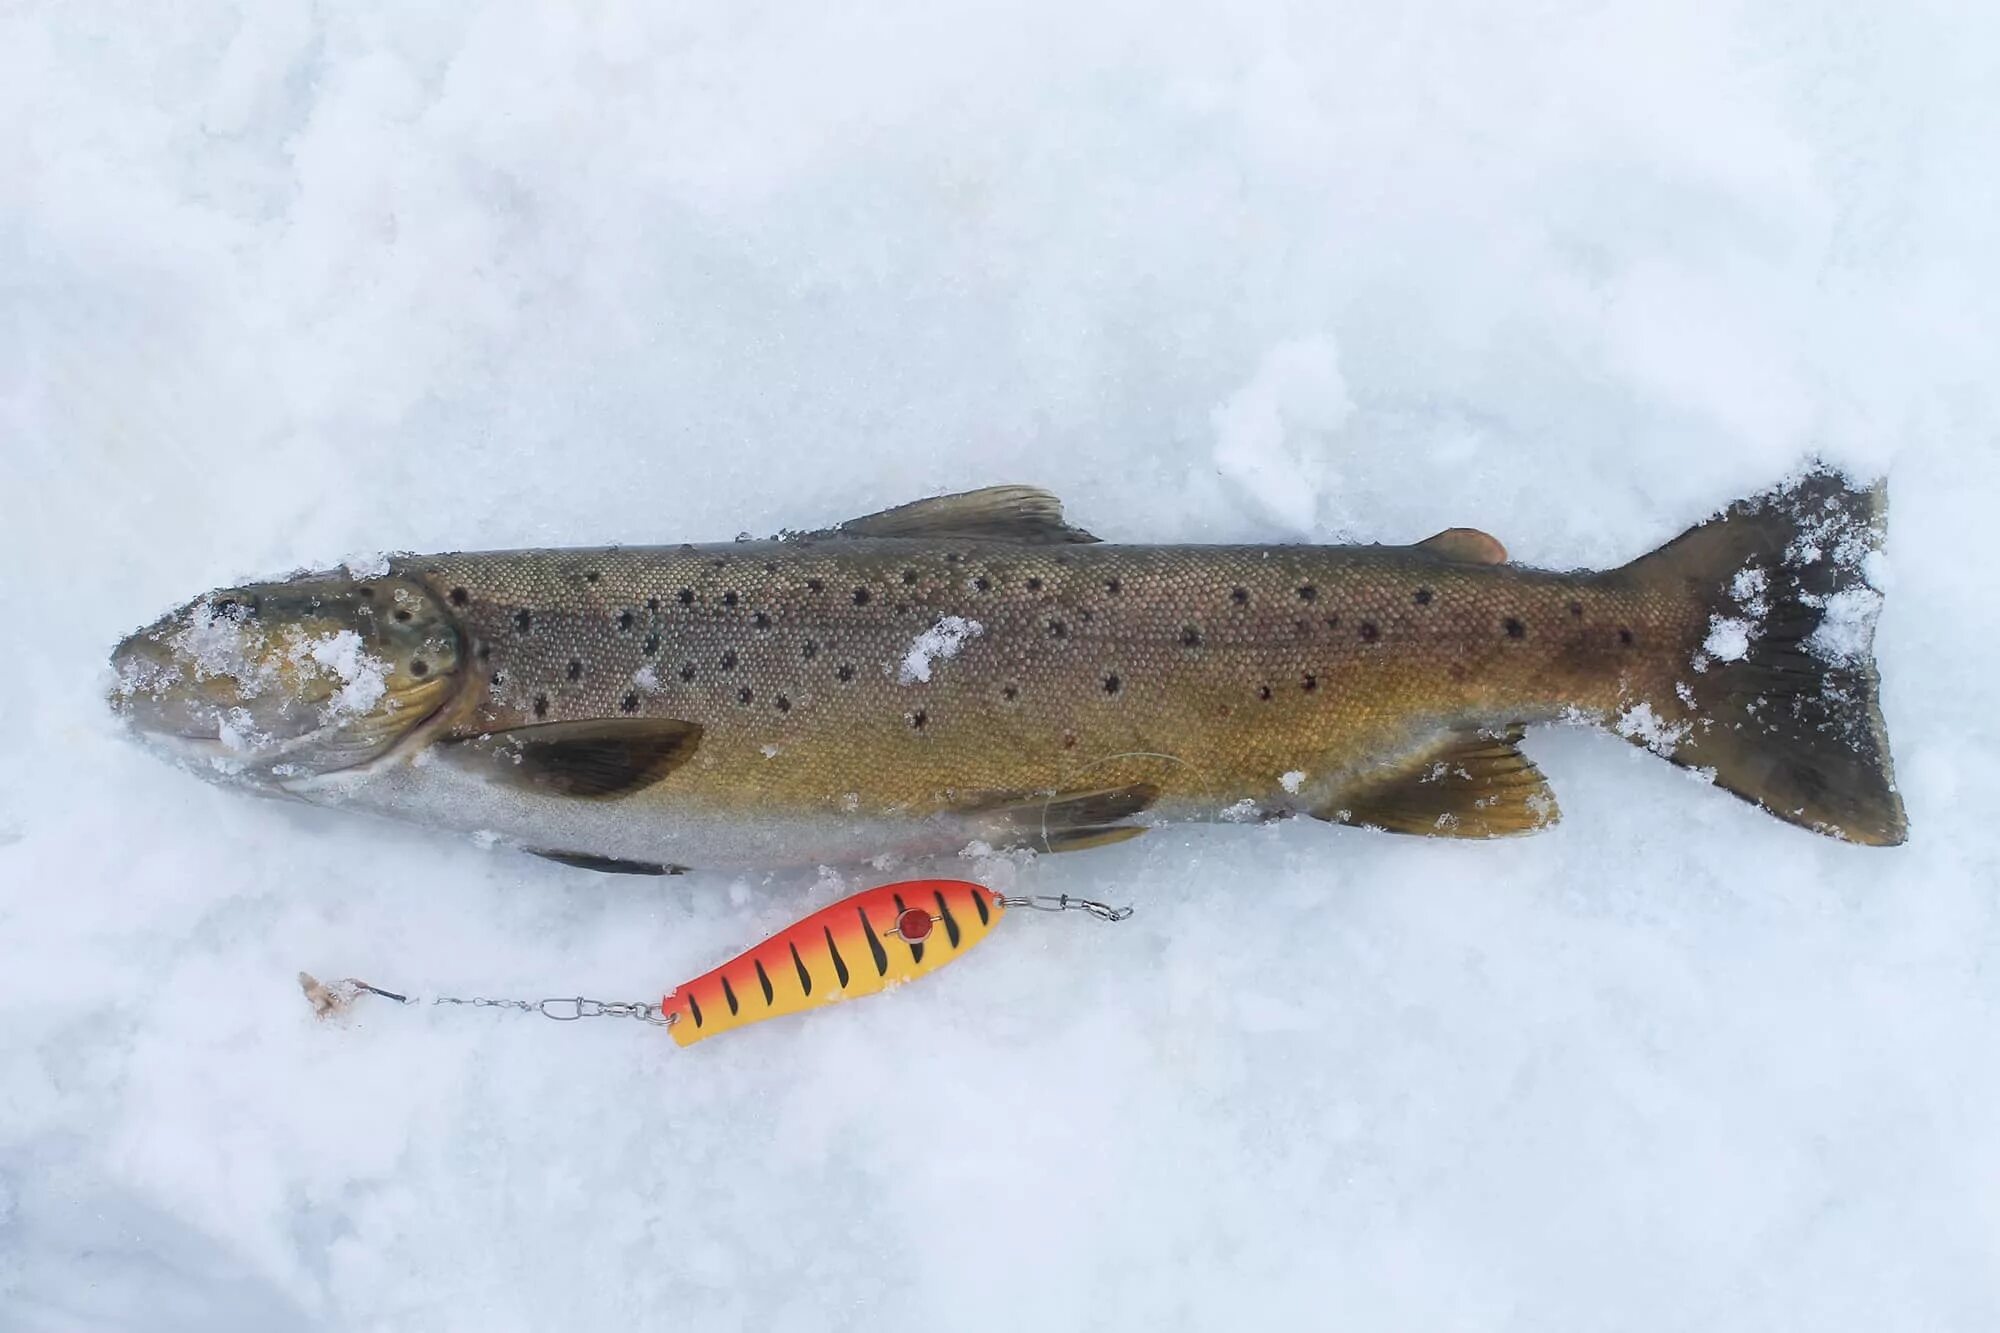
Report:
302,879,1129,1043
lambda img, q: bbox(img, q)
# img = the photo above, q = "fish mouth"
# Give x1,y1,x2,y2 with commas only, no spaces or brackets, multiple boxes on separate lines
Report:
109,574,466,786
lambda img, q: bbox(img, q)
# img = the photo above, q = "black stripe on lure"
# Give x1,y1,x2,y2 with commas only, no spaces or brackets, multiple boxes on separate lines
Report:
301,879,1130,1045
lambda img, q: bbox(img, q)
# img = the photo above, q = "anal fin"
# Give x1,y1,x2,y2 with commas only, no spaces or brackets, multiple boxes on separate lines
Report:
1318,726,1559,838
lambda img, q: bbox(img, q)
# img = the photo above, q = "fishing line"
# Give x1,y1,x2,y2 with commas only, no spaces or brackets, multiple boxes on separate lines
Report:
301,879,1130,1045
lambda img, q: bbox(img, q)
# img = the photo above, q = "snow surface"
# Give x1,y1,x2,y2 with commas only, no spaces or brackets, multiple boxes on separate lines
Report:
3,2,1999,1329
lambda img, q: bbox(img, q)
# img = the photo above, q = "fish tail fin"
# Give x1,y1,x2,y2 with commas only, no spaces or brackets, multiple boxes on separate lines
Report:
1617,465,1906,845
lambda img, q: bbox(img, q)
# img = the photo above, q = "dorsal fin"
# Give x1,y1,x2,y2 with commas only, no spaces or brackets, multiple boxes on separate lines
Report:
1416,527,1508,564
832,486,1100,545
447,719,703,799
1316,726,1558,837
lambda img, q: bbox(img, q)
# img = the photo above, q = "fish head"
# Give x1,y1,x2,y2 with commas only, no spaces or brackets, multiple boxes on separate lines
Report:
110,573,464,787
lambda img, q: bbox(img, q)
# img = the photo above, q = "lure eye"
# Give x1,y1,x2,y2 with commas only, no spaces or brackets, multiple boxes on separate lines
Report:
894,908,934,942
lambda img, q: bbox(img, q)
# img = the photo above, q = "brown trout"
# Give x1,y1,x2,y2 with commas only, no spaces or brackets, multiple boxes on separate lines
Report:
109,470,1905,871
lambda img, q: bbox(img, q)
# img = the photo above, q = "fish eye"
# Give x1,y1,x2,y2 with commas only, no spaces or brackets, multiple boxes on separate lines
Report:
410,659,430,677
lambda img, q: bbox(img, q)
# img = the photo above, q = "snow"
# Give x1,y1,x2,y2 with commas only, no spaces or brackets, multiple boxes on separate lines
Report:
1703,616,1756,664
4,2,1999,1329
895,615,984,684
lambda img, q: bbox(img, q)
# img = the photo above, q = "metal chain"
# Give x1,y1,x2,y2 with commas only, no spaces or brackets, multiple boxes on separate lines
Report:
324,978,672,1026
996,893,1133,922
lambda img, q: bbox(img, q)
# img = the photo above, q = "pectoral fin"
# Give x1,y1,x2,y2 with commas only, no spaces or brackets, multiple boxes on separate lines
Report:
449,719,703,799
533,850,690,875
1317,727,1558,837
831,486,1100,545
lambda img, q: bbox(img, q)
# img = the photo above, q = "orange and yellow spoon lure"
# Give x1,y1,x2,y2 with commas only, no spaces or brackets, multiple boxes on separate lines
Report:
302,880,1130,1043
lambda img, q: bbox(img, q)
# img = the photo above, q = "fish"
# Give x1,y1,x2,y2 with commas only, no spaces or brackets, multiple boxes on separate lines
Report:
108,467,1907,872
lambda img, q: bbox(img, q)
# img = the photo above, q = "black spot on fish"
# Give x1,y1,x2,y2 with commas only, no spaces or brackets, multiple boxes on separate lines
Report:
775,694,791,713
677,588,695,605
807,578,825,592
1570,601,1585,618
973,576,991,592
721,591,739,608
1049,619,1068,639
802,640,818,660
853,587,871,605
646,596,660,612
1293,619,1312,637
738,687,753,705
902,569,918,585
1325,615,1341,631
1619,627,1635,647
837,663,855,682
1504,617,1525,639
1258,684,1273,701
394,609,412,623
449,587,469,606
711,558,728,570
533,693,549,718
1025,576,1043,592
1181,626,1202,647
679,662,696,682
617,610,634,632
1359,621,1379,642
491,672,503,686
1297,584,1317,602
944,552,962,564
1302,672,1317,692
1103,673,1121,695
621,693,638,713
1414,588,1433,606
585,570,600,584
1105,577,1122,595
1231,587,1249,606
719,650,737,670
909,709,927,729
476,643,491,661
514,610,532,634
567,660,582,681
1001,684,1018,701
643,633,660,655
752,611,771,629
410,660,429,677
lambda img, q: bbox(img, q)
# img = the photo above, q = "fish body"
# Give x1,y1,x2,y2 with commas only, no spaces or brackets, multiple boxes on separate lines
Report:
111,473,1907,869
